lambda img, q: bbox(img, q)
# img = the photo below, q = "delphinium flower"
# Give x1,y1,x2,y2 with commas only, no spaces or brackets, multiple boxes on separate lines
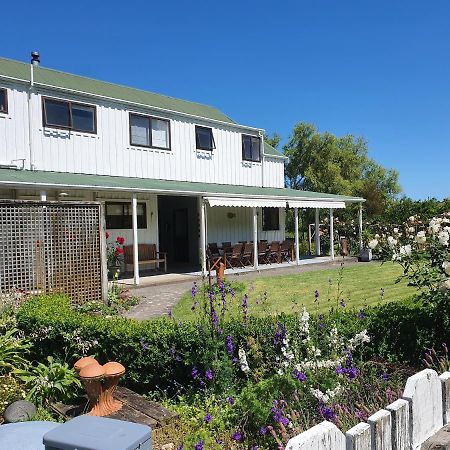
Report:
205,368,214,380
273,322,287,347
314,289,320,302
231,431,242,442
139,337,149,351
215,438,224,445
176,444,184,450
227,396,235,406
204,413,212,424
381,372,389,382
292,369,307,382
242,294,249,322
191,367,199,379
318,403,336,421
340,299,346,308
380,287,385,300
194,439,204,450
169,347,181,362
191,282,198,298
259,426,267,436
167,310,173,318
357,310,366,320
225,335,234,355
318,314,325,330
336,351,358,380
272,400,289,426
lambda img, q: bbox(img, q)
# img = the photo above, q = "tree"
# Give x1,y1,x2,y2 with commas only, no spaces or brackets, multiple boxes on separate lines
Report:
264,132,282,150
283,122,401,217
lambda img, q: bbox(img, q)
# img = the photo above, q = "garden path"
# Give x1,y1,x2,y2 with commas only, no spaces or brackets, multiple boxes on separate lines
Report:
124,257,362,320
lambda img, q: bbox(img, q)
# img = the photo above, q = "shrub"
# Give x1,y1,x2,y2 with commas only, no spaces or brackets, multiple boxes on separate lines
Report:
0,374,26,415
0,328,31,374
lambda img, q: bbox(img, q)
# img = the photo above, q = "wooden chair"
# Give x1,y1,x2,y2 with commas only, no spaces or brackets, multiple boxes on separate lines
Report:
208,243,220,257
123,244,167,272
207,247,223,273
268,241,281,263
222,242,232,256
280,240,294,262
225,243,244,269
258,241,270,264
241,243,254,266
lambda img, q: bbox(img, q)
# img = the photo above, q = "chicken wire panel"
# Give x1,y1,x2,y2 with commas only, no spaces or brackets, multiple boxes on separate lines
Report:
0,200,104,304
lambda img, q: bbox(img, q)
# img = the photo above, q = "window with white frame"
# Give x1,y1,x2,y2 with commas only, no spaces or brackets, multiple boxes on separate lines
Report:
129,113,170,150
105,202,147,229
0,89,7,114
242,134,261,162
262,207,279,231
195,126,215,151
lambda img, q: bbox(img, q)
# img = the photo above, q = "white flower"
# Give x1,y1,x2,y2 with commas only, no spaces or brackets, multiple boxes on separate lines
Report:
408,227,415,233
415,231,426,244
368,239,378,249
387,236,397,248
310,388,330,403
442,261,450,276
348,330,370,350
439,279,450,291
393,228,399,234
399,245,412,257
438,231,449,247
300,307,310,336
408,215,415,222
375,233,380,239
238,348,250,373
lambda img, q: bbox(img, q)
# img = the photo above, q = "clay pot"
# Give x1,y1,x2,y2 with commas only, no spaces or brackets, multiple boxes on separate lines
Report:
79,363,106,416
74,356,98,373
102,362,125,414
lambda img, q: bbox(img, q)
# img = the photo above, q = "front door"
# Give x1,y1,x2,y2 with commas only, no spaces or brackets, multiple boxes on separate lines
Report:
173,208,189,263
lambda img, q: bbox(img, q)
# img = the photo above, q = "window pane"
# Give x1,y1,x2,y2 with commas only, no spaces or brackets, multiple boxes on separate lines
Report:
72,104,95,132
151,118,169,149
242,135,253,160
130,114,150,146
251,137,261,161
263,208,279,231
196,126,214,150
44,99,70,127
106,204,123,216
0,90,6,113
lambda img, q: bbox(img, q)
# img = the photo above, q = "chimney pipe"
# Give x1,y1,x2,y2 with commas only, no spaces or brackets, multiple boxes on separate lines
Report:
31,51,40,66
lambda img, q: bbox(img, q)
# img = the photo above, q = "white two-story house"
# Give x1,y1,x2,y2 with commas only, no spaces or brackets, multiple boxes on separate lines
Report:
0,54,364,283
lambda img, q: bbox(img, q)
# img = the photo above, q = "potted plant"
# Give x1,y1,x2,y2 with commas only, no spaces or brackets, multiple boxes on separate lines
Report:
359,229,378,262
106,233,125,278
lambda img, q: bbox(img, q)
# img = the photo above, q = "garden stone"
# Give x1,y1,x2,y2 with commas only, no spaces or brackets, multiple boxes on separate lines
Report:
4,400,36,423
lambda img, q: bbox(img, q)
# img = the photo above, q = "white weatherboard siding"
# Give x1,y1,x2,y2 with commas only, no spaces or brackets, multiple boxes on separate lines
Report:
1,82,285,188
206,206,285,245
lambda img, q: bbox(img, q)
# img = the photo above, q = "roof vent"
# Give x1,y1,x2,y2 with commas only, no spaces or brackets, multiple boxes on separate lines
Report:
31,51,40,66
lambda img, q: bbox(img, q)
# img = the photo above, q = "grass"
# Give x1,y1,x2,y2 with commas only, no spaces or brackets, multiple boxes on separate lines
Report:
172,261,416,320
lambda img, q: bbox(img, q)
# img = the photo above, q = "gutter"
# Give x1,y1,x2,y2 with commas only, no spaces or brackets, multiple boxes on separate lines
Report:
0,73,265,134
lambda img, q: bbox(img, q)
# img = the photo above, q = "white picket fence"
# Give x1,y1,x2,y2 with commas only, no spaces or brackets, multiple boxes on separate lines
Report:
285,369,450,450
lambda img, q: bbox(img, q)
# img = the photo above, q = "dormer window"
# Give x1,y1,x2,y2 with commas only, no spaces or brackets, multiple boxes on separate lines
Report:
195,126,215,151
242,134,261,162
0,89,7,114
129,113,171,150
42,97,96,133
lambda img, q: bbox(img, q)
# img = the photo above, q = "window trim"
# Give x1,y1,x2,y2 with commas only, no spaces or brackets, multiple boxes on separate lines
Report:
262,207,280,231
195,125,216,151
105,201,147,229
241,134,261,162
42,96,97,134
129,112,171,150
0,88,8,114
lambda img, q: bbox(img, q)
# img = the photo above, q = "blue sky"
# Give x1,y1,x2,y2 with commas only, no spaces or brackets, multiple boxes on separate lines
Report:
2,0,449,199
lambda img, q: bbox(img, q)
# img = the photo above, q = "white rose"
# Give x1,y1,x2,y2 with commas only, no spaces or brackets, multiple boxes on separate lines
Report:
368,239,378,249
408,227,415,233
439,279,450,291
442,261,450,276
399,244,412,257
408,216,415,222
387,236,397,248
416,231,426,244
438,231,449,247
393,228,399,234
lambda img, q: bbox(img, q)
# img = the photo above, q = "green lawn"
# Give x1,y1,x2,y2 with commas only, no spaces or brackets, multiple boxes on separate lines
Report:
173,262,416,320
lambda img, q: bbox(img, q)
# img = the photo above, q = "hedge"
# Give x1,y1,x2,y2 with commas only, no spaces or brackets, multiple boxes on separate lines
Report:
16,295,450,394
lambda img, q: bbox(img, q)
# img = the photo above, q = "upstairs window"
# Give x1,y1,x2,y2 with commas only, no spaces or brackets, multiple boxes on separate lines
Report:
42,98,96,133
129,113,170,150
105,202,147,229
195,126,215,151
242,134,261,162
0,88,8,114
262,207,279,231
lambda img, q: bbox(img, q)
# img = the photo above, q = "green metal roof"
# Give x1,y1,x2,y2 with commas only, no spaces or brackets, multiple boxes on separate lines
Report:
0,57,236,124
263,141,284,157
0,169,363,202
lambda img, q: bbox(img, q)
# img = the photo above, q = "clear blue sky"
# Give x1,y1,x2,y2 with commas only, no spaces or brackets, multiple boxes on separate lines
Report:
2,0,449,199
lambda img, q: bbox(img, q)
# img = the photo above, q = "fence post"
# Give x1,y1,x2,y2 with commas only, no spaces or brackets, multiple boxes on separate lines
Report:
345,422,371,450
402,369,443,450
99,202,108,304
368,409,392,450
440,372,450,425
386,399,410,450
285,421,345,450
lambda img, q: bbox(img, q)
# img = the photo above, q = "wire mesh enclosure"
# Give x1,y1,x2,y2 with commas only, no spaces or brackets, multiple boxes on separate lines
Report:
0,200,107,304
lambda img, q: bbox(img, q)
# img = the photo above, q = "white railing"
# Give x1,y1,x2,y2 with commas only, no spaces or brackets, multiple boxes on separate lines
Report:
285,369,450,450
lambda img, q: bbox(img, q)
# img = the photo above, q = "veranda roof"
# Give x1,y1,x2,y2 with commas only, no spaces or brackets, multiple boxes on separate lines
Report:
0,168,364,206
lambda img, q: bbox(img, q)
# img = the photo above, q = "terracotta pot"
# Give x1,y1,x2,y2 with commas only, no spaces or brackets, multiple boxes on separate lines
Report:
74,356,98,373
102,362,125,414
79,363,107,416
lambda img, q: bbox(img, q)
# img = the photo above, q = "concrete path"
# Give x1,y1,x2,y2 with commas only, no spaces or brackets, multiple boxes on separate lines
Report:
123,257,363,320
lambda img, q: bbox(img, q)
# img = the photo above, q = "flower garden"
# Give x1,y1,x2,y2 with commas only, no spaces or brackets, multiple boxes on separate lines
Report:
1,211,449,449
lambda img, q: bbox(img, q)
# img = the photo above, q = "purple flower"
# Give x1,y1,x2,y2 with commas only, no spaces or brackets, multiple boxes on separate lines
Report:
231,431,242,442
357,310,366,320
167,310,173,318
347,367,358,380
191,282,197,298
139,338,149,351
226,335,234,355
215,438,224,445
205,368,214,380
194,440,204,450
319,404,335,421
169,347,181,362
274,322,287,347
382,372,389,382
227,396,235,406
259,426,267,435
293,369,307,382
340,299,346,308
314,289,320,301
380,287,385,299
242,294,249,322
204,413,212,423
211,307,219,330
177,445,184,450
272,402,289,426
191,367,199,379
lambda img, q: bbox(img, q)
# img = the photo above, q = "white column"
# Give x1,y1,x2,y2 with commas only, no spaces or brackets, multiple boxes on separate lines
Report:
358,203,363,250
131,193,139,285
253,207,258,270
315,208,321,256
40,190,47,201
294,207,300,265
199,197,207,275
330,208,335,260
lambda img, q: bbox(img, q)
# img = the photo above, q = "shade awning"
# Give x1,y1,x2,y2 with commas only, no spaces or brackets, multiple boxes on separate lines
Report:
288,200,346,209
205,197,287,208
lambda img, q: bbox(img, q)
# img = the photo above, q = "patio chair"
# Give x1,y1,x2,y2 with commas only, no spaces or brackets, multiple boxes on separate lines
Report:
241,243,254,266
222,242,232,256
207,246,223,273
225,243,244,269
123,244,167,272
258,241,270,264
280,240,294,262
268,241,281,263
208,243,220,257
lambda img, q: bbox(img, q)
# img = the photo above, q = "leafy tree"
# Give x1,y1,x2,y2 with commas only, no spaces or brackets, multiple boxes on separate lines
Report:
264,132,282,150
283,122,401,217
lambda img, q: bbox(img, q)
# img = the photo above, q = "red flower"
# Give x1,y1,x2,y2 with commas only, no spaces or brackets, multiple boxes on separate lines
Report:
116,236,125,245
116,247,124,255
106,232,110,240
